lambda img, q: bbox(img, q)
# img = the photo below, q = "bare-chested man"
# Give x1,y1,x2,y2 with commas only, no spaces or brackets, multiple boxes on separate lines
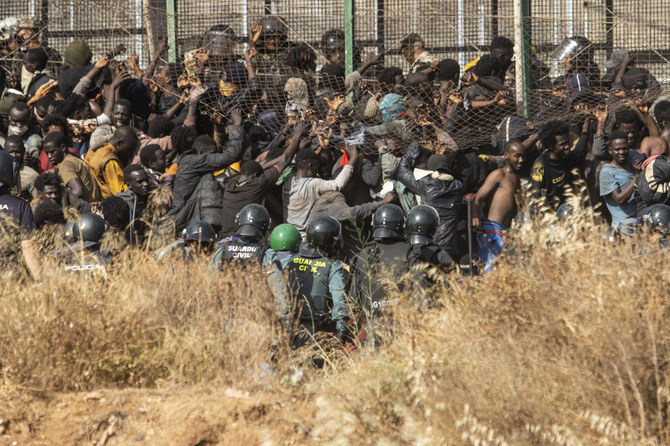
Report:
472,140,526,274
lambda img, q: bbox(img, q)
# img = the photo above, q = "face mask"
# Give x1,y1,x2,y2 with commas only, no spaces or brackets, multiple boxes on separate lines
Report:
8,124,28,136
219,80,238,97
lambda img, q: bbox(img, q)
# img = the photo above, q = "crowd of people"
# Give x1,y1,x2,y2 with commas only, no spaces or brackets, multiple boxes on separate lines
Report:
1,15,670,346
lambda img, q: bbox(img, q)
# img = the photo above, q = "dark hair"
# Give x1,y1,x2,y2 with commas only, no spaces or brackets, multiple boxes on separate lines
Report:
240,160,263,177
101,196,130,229
377,67,404,86
284,43,316,71
41,113,68,134
43,131,68,147
147,115,174,138
438,58,460,83
321,63,345,93
63,94,90,118
24,48,49,71
295,149,320,170
491,36,514,52
34,172,64,192
473,54,502,78
609,130,630,143
192,135,216,153
10,101,29,114
5,134,24,148
614,108,641,129
539,120,570,148
170,125,198,154
123,163,145,181
656,101,670,126
33,201,65,228
34,94,55,111
115,98,133,109
139,144,162,167
47,99,67,116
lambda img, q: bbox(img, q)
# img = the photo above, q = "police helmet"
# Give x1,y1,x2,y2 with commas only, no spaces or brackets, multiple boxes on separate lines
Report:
556,202,574,221
642,203,670,234
407,205,439,246
203,25,236,57
512,208,536,226
0,150,18,188
306,216,341,250
182,220,216,244
67,214,109,248
270,223,301,251
0,17,18,41
259,16,288,38
321,28,344,52
235,203,270,238
553,36,593,62
373,203,405,241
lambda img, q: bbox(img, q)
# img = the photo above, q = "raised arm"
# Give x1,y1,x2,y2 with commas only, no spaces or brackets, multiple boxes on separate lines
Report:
259,121,306,172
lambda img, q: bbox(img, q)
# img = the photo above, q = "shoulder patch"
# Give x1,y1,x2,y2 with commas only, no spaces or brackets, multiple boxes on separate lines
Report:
531,164,544,182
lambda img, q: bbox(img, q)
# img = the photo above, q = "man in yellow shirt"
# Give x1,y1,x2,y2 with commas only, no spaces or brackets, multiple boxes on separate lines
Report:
84,126,137,199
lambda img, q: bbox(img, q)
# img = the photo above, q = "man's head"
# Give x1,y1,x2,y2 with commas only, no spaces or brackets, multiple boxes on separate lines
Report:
655,101,670,131
101,196,130,230
193,135,217,155
472,54,502,78
123,164,152,199
4,135,25,165
34,171,63,204
240,160,263,179
540,120,571,159
42,131,69,165
400,33,425,64
139,144,166,173
147,115,174,138
490,36,514,71
63,93,94,120
22,47,48,74
110,126,138,161
504,140,526,172
9,101,31,136
33,201,65,228
438,58,460,85
295,149,320,178
41,113,68,136
113,98,133,128
614,108,642,147
608,130,631,165
377,67,405,94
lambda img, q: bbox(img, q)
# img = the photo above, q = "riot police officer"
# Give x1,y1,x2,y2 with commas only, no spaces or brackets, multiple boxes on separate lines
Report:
256,16,289,56
350,204,413,318
0,149,40,279
156,220,217,262
269,223,301,268
210,204,287,318
407,205,453,267
321,28,345,65
284,216,349,347
54,213,112,273
642,203,670,234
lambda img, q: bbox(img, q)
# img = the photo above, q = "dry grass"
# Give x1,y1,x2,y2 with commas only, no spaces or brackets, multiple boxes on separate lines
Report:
2,202,670,444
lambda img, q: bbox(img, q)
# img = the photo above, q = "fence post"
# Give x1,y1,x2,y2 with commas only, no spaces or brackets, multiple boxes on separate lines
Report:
514,0,531,118
166,0,177,63
344,0,355,76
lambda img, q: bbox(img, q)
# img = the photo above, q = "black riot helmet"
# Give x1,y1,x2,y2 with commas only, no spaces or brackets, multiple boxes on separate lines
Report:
373,203,406,241
407,205,439,246
257,15,288,54
553,36,593,63
182,220,217,245
642,203,670,234
203,24,237,58
66,213,109,248
0,149,18,188
235,203,270,238
306,216,341,253
321,28,344,54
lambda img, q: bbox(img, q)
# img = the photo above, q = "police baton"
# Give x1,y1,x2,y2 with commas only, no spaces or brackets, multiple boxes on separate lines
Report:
466,196,474,276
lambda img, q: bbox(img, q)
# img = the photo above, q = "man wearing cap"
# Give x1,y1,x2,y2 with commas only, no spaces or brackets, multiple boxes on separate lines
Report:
397,144,464,258
400,33,436,74
604,49,659,93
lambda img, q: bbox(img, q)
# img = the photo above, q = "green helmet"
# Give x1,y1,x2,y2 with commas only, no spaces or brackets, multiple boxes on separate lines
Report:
270,223,301,251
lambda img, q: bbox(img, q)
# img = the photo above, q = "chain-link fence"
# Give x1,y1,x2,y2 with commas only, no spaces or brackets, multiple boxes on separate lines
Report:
2,0,670,155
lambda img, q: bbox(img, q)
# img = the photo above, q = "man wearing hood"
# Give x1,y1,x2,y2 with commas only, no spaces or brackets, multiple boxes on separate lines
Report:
397,144,464,258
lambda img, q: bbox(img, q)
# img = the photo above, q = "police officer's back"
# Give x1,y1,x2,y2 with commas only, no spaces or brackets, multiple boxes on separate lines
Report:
156,220,216,263
284,216,348,346
53,214,112,273
407,205,454,267
350,204,413,314
269,223,301,269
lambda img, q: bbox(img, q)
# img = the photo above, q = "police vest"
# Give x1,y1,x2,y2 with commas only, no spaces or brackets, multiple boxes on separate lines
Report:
217,239,267,269
285,254,335,323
